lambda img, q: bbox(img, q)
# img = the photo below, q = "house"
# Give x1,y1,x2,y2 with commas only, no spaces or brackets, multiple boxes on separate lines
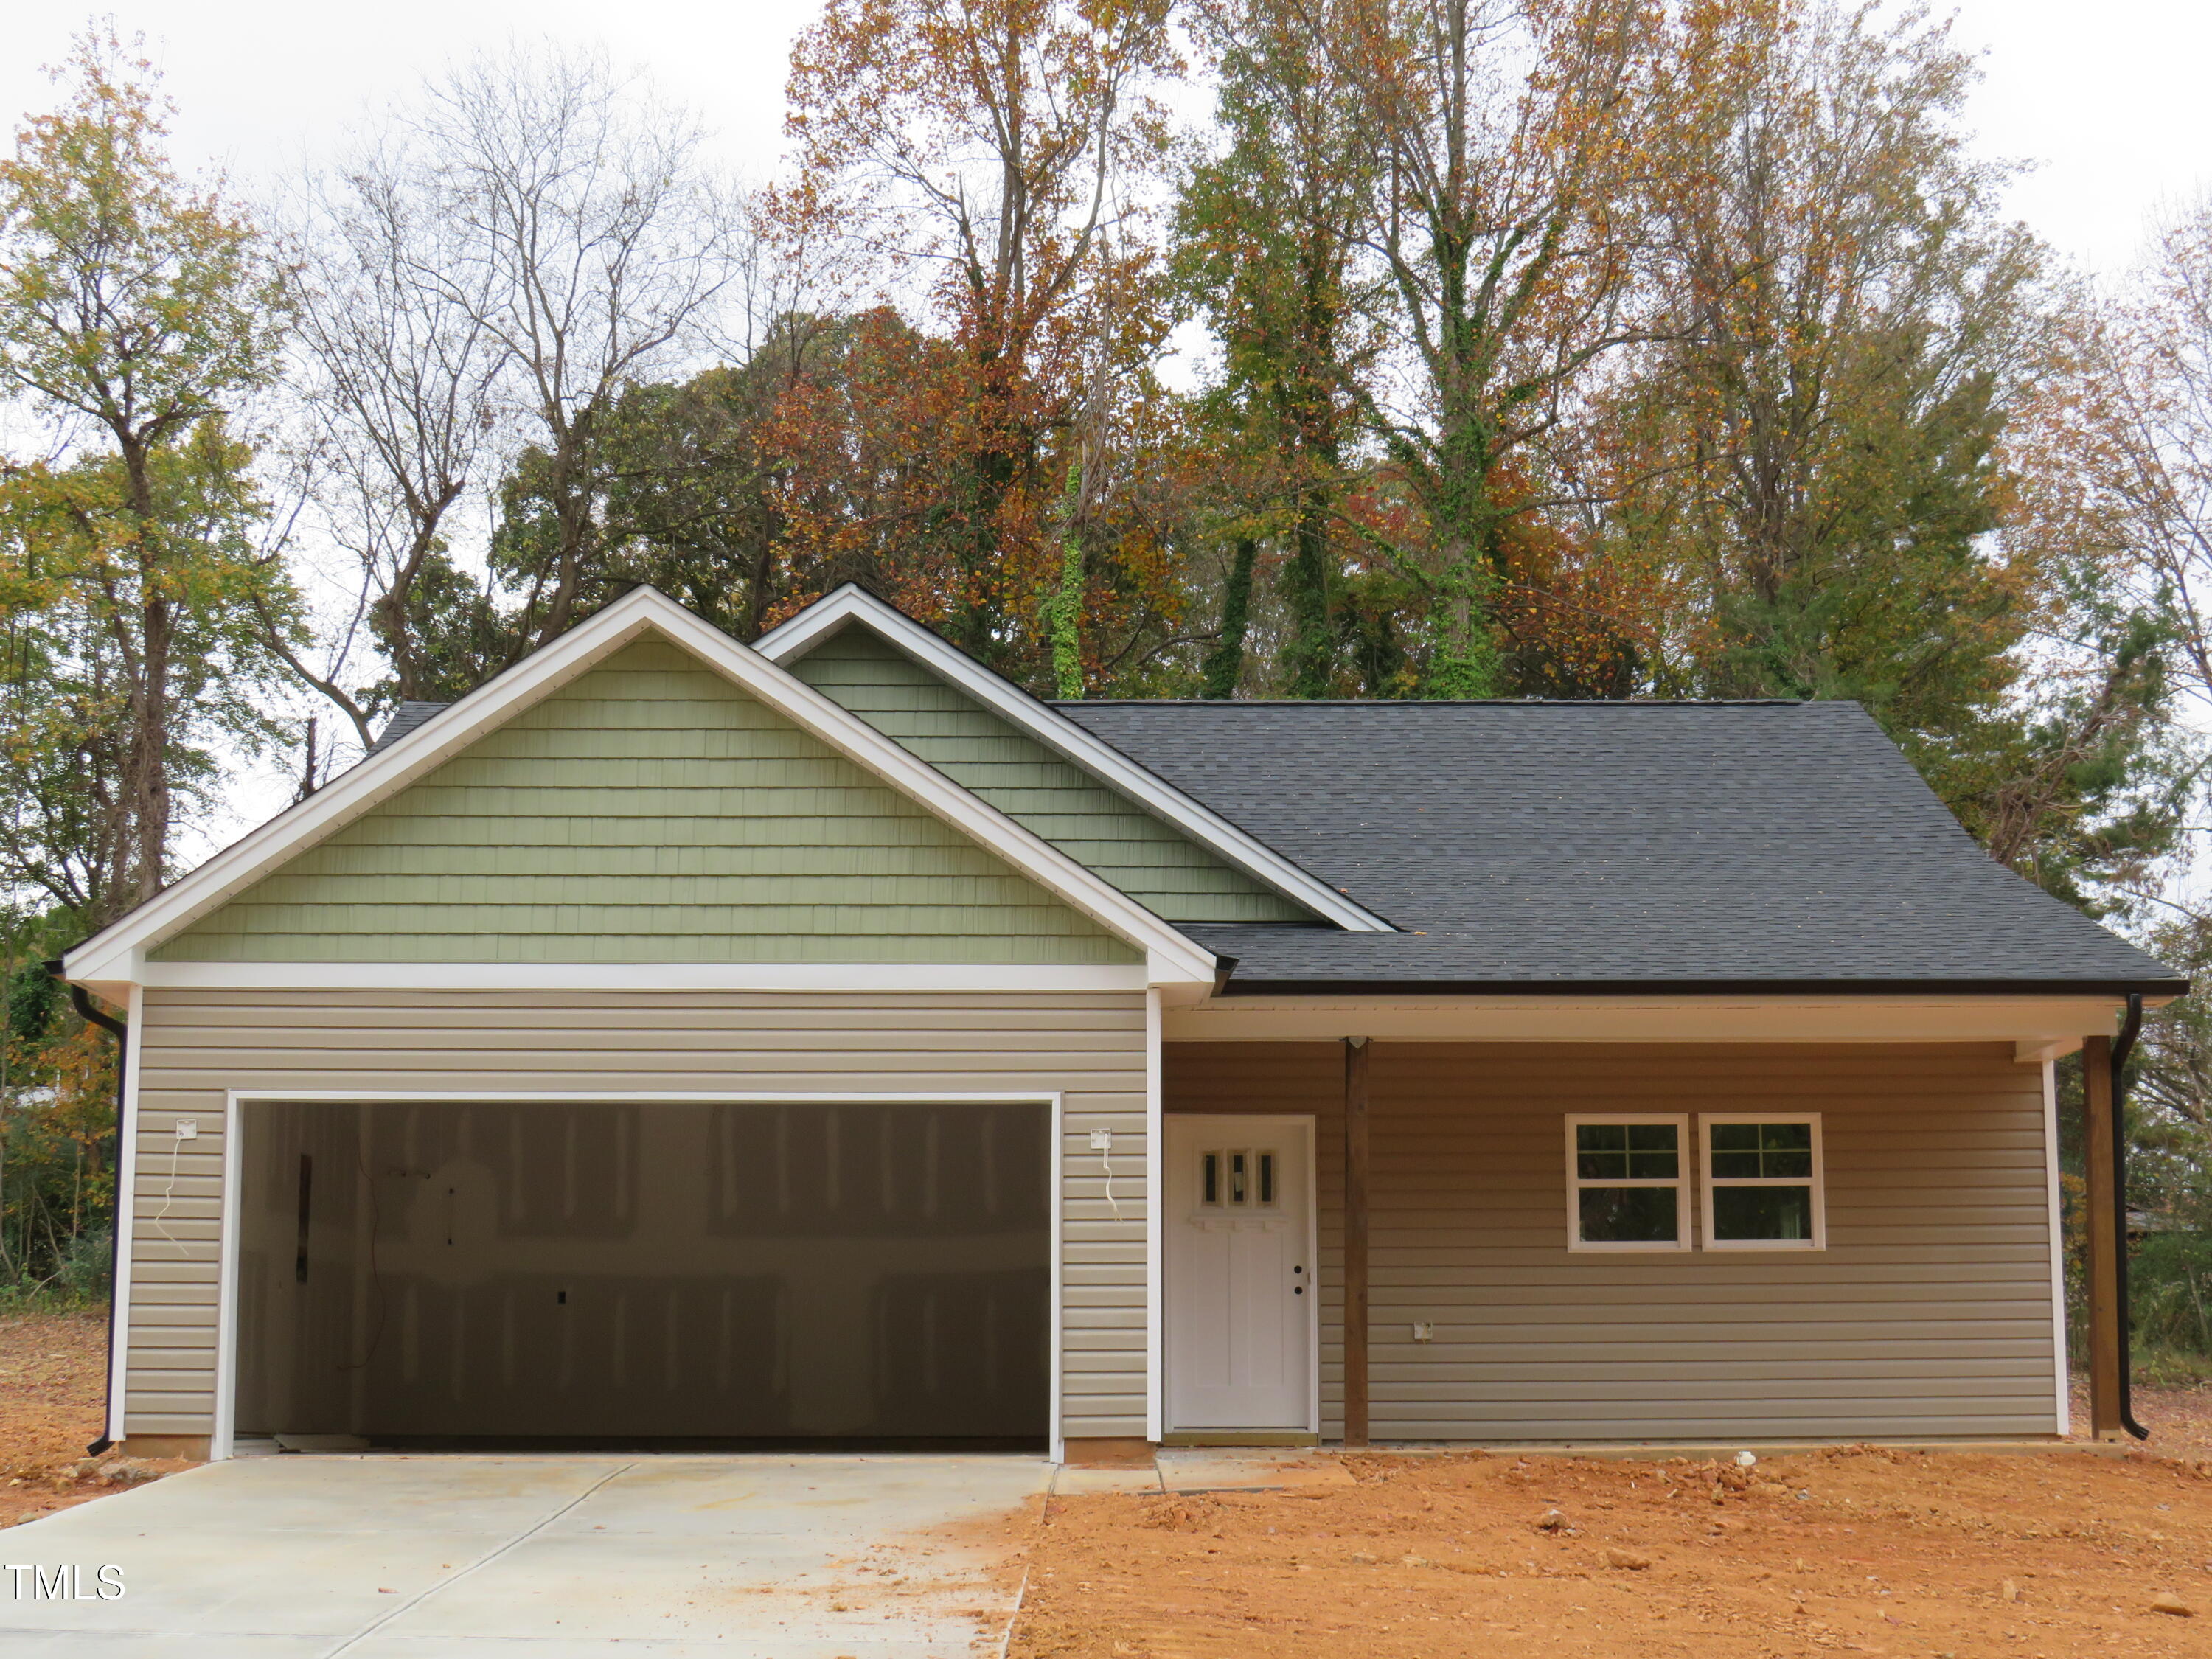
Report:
60,584,2180,1464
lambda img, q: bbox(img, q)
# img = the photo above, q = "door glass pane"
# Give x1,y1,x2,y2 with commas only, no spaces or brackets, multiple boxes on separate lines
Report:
1258,1152,1276,1206
1578,1186,1678,1244
1712,1184,1812,1241
1201,1152,1219,1206
1229,1152,1248,1206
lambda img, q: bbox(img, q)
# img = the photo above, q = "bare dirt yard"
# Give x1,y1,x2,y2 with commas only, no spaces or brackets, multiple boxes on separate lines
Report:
1007,1439,2212,1658
0,1308,188,1528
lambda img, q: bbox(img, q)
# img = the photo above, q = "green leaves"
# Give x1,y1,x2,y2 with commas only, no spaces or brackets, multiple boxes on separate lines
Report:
0,33,285,442
0,31,299,919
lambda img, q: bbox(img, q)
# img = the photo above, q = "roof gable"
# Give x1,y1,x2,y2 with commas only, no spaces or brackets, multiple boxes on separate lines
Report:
66,589,1216,989
785,625,1312,925
153,636,1139,966
753,586,1390,933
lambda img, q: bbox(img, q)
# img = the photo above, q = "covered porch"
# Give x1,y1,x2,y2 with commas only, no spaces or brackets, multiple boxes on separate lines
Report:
1155,992,2140,1449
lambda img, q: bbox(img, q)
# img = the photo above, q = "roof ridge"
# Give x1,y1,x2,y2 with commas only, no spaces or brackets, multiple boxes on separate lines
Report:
1055,698,1818,709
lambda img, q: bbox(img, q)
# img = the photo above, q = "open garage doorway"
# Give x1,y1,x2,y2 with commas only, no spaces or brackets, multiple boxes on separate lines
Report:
230,1098,1052,1450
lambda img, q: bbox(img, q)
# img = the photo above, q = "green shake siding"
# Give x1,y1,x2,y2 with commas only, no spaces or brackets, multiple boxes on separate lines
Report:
155,636,1138,964
789,627,1312,925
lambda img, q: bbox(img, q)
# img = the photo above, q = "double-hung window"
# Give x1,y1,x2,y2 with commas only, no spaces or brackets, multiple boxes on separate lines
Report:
1700,1113,1825,1250
1564,1114,1690,1251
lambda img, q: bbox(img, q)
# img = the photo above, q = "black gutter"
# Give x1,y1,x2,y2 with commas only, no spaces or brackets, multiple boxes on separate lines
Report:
2111,991,2149,1441
44,960,125,1458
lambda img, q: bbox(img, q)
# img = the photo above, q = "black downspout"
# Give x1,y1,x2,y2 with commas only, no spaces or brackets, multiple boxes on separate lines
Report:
44,960,125,1458
2110,991,2149,1441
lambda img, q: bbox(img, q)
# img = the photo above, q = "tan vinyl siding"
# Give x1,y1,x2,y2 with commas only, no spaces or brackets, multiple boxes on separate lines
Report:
790,627,1312,925
1166,1041,2059,1443
125,988,1150,1439
154,635,1137,964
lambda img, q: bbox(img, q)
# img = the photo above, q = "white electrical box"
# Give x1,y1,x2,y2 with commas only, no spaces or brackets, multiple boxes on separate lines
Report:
1088,1128,1113,1152
175,1119,199,1141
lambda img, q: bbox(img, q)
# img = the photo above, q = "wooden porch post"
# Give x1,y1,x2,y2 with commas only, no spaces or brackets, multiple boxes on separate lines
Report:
1343,1036,1371,1448
2082,1034,2124,1439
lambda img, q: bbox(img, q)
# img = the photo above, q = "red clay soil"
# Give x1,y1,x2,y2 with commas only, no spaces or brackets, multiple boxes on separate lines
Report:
1006,1443,2212,1658
0,1309,189,1529
2073,1371,2212,1461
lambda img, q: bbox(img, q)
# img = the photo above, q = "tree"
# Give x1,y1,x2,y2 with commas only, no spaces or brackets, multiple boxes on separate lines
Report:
782,0,1181,685
2087,194,2212,724
490,354,791,642
1605,2,2183,892
0,31,293,913
285,45,752,724
280,128,502,726
1320,0,1655,695
1621,1,2031,701
1176,0,1380,698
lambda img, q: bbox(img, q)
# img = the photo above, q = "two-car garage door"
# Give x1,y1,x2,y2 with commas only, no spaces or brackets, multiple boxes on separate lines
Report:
232,1099,1050,1447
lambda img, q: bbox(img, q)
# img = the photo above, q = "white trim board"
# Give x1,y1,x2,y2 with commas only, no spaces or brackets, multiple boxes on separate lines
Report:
1164,994,2136,1047
66,587,1217,995
131,962,1154,994
205,1088,1070,1462
2042,1059,2070,1436
105,984,145,1447
754,584,1392,934
1144,987,1164,1443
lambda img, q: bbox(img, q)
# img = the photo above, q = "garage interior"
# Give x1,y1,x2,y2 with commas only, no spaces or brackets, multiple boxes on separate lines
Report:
232,1099,1051,1448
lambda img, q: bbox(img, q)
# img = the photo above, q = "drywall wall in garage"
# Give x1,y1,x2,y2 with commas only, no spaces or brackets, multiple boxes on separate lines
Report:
234,1099,1051,1443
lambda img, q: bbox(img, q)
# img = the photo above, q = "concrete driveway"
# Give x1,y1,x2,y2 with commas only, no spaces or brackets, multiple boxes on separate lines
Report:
0,1453,1051,1658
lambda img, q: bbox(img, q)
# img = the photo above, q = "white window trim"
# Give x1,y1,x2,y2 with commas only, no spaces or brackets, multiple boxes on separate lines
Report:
1698,1110,1827,1252
1563,1113,1691,1252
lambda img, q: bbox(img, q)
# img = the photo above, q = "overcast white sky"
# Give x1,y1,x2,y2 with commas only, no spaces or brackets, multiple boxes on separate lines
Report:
0,0,2208,277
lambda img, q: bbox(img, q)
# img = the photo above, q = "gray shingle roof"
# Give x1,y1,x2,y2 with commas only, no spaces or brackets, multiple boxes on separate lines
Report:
366,700,453,753
1054,698,2183,995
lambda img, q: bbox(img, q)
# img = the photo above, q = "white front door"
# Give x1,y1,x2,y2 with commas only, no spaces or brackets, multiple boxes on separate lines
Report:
1164,1115,1315,1432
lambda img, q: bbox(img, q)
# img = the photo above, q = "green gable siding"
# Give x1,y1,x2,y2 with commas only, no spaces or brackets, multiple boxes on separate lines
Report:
788,627,1312,925
154,636,1138,964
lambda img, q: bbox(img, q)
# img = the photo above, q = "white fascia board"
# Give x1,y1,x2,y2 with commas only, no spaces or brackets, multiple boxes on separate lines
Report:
137,961,1152,993
67,587,1215,992
1162,993,2137,1046
754,585,1393,933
